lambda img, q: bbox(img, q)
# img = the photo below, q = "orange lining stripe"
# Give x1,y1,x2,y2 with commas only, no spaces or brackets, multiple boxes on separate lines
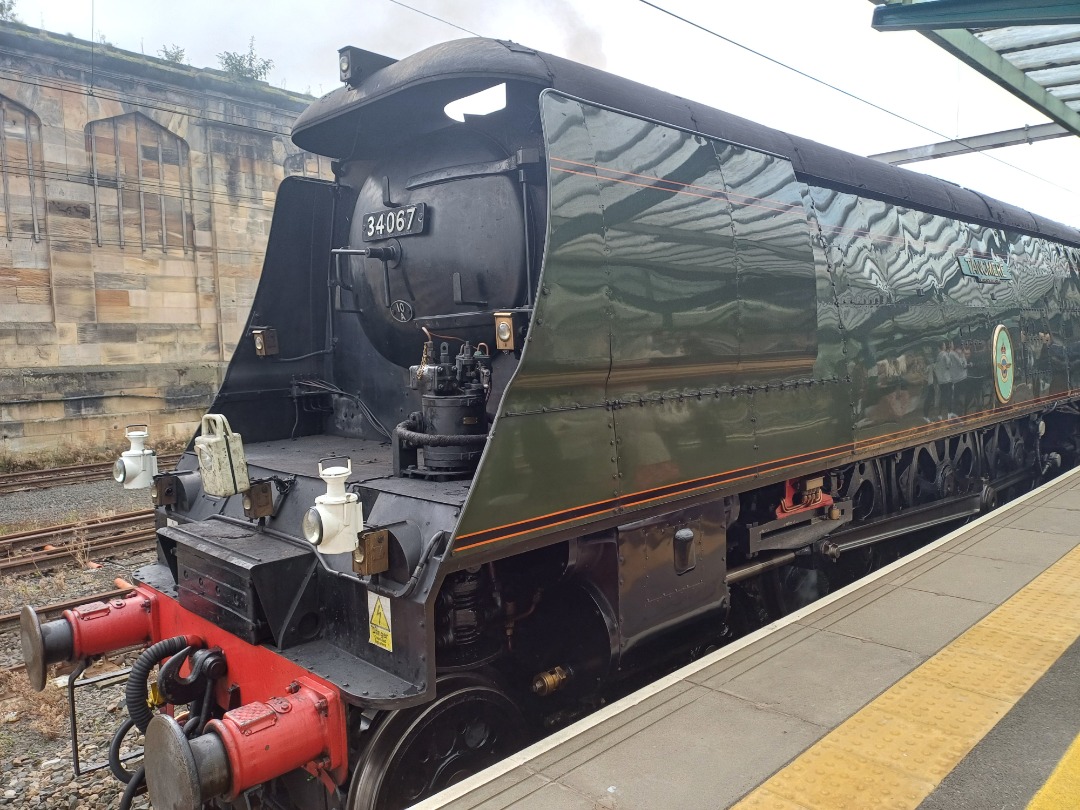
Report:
550,156,801,213
455,445,846,548
456,469,771,552
468,388,1070,539
551,166,798,220
854,390,1071,454
454,390,1077,552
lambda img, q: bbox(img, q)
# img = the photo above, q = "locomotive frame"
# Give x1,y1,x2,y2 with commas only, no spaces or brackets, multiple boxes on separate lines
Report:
19,37,1080,810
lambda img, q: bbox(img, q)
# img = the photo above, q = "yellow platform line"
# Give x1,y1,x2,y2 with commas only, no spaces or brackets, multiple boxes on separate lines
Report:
1026,732,1080,810
734,543,1080,810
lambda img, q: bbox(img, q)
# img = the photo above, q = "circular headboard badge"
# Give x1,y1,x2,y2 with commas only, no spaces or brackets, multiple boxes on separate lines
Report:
992,325,1014,404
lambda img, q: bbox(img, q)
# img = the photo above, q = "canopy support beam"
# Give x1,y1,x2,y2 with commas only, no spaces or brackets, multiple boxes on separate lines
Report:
868,122,1071,164
869,1,1080,137
872,0,1080,30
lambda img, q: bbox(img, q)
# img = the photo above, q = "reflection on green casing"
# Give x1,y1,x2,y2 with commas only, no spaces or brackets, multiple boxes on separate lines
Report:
454,92,1080,556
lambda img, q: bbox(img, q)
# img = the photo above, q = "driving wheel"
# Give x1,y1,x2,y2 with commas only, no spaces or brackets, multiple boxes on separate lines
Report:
348,671,527,810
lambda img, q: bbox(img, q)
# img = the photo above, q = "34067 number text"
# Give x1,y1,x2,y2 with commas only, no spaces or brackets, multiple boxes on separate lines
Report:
362,204,426,242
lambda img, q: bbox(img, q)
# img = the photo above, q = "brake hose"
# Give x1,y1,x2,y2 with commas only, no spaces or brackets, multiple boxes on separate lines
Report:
124,636,190,733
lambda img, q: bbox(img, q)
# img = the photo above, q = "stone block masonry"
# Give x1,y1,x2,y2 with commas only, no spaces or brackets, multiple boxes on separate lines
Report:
0,23,332,459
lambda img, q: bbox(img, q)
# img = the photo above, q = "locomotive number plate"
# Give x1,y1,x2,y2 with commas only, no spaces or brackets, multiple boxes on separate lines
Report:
362,203,426,241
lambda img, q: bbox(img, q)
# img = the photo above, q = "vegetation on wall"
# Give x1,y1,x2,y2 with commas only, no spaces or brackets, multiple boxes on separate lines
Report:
158,43,186,64
218,37,273,80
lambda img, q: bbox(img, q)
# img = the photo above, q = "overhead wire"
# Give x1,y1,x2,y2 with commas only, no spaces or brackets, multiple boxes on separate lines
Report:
0,230,268,258
384,0,482,36
0,54,322,215
635,0,1080,200
0,75,330,216
0,32,326,264
5,164,291,214
14,4,1072,260
0,138,329,220
382,0,1078,201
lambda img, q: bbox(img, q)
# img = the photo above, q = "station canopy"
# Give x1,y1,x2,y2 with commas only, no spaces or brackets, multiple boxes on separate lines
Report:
868,0,1080,164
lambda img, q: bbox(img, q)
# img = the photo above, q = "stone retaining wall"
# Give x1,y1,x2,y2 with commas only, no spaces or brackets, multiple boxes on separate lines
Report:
0,23,329,458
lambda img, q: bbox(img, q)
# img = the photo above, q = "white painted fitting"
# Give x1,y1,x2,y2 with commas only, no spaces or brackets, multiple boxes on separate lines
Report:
114,425,158,490
311,459,362,560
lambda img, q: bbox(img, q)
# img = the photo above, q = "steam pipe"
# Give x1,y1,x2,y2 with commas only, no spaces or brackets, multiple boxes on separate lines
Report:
331,245,399,307
394,412,487,447
520,174,532,306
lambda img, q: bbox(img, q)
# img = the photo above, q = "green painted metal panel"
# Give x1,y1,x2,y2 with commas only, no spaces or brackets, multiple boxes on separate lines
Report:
451,95,619,554
453,93,850,555
451,91,1080,559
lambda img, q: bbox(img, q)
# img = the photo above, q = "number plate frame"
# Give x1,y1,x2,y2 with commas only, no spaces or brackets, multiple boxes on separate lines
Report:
361,203,426,242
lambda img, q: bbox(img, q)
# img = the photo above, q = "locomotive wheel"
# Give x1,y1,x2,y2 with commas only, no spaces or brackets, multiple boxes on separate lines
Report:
981,425,1004,478
778,565,830,612
841,459,885,522
347,671,527,810
986,421,1027,476
1007,424,1028,471
903,433,979,506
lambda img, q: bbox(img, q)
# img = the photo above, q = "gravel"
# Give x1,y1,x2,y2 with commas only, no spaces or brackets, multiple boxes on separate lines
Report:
0,653,151,809
0,481,152,534
1,479,159,809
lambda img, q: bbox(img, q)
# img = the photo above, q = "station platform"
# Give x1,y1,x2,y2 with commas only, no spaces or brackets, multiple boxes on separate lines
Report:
415,467,1080,810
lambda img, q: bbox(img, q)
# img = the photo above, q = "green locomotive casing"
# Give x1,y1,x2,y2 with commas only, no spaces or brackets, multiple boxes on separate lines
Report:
452,90,1080,559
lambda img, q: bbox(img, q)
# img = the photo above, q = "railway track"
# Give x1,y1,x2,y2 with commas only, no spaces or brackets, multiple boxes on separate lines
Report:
0,453,182,495
0,509,156,575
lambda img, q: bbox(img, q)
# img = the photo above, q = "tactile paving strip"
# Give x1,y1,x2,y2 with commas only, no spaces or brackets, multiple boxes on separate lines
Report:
1026,731,1080,810
735,542,1080,810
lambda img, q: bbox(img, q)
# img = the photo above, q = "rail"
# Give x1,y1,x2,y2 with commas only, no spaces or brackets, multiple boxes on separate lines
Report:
0,510,156,575
0,454,182,495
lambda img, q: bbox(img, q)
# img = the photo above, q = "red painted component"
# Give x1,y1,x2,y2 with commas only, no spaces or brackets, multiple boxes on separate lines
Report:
59,582,348,792
63,591,155,658
144,583,349,790
142,583,337,709
205,676,347,798
775,478,834,519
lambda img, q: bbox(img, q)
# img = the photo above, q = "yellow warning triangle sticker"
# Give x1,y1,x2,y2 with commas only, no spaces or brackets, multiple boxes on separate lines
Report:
368,592,392,651
370,597,391,631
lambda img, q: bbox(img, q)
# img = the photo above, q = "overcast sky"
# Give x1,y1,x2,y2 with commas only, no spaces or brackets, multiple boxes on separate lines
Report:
12,0,1080,229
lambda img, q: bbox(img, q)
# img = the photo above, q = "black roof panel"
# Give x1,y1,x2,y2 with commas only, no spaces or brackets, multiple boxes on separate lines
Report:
293,38,1080,247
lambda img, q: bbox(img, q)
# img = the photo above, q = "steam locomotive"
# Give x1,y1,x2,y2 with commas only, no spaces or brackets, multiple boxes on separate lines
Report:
19,37,1080,810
